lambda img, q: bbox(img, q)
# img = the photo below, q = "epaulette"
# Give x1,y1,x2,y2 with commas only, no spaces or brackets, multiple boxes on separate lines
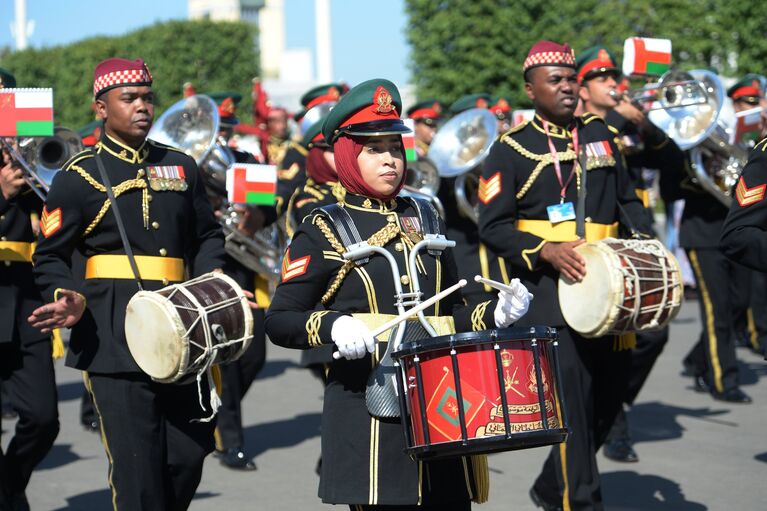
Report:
498,121,528,141
63,149,94,170
606,124,620,135
289,140,309,157
755,138,767,152
580,112,605,125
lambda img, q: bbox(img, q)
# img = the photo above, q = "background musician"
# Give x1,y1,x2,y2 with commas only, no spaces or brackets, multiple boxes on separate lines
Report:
405,99,444,158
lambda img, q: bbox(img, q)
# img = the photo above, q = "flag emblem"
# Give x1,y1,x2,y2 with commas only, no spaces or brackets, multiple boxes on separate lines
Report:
40,206,62,237
226,164,277,205
403,119,417,161
622,37,672,77
478,172,501,204
732,107,763,145
0,88,54,137
425,367,487,441
281,248,311,282
735,176,766,207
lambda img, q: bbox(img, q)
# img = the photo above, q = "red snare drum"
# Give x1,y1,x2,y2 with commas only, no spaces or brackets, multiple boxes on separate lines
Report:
392,326,568,460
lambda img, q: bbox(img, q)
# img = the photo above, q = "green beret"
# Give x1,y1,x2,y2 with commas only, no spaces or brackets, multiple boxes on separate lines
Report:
727,74,764,101
300,83,345,108
449,93,492,114
301,114,330,149
321,78,410,143
576,45,619,83
406,99,445,120
0,67,17,88
206,91,243,106
78,119,103,138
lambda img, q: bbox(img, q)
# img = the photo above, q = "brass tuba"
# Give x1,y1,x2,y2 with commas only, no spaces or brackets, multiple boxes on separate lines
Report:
148,95,283,280
427,108,498,224
649,70,747,207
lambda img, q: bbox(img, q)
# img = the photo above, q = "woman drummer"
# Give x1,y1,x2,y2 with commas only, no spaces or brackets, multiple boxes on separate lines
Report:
265,79,531,510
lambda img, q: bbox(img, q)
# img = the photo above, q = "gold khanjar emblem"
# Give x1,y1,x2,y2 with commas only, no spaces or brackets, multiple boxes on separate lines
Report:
374,86,394,114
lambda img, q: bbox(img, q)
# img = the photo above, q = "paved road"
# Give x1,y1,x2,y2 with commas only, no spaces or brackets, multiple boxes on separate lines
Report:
10,299,765,510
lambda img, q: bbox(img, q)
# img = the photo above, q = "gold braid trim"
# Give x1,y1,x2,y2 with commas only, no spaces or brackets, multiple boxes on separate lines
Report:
471,300,492,331
304,185,325,200
331,182,346,202
315,215,401,305
70,164,106,192
306,310,332,347
502,136,578,201
83,178,148,236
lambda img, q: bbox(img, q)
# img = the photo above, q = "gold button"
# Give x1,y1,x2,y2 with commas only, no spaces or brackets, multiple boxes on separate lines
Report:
400,275,410,286
159,248,167,256
162,278,169,286
387,214,396,223
0,215,5,221
147,195,153,202
151,221,160,230
395,243,404,252
0,236,6,241
138,169,145,177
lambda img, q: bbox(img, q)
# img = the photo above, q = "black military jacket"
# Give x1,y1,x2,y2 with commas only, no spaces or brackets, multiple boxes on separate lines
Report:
286,179,341,237
478,113,651,327
0,187,46,344
275,141,308,217
265,192,495,505
33,133,226,373
721,138,767,271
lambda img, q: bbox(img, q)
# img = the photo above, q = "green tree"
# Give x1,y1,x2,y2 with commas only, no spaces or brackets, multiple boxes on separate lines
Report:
405,0,767,107
0,20,259,129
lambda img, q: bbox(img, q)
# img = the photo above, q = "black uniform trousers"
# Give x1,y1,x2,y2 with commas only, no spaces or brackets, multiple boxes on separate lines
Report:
215,308,266,451
85,372,215,511
533,327,631,511
0,337,58,496
349,503,470,511
746,270,767,354
683,249,740,394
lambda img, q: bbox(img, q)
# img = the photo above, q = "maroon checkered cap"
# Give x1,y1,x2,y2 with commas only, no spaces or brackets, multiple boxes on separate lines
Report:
523,41,576,73
93,58,153,98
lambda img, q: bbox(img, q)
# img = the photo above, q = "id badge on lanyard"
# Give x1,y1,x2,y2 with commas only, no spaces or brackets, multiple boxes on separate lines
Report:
543,120,578,224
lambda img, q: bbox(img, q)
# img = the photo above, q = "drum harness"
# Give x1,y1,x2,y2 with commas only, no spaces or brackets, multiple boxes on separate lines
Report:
94,152,222,422
316,197,459,418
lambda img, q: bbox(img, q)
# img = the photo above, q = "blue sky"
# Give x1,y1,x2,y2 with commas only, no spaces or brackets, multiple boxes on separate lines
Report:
0,0,411,86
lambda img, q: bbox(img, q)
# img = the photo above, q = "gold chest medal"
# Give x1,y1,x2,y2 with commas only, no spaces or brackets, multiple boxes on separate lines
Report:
146,165,189,192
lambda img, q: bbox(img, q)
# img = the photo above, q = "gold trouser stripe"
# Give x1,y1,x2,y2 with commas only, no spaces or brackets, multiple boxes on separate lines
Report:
516,219,619,243
83,372,119,511
368,417,379,504
254,274,271,308
85,254,184,281
688,250,724,393
550,360,570,511
0,241,35,262
746,308,760,351
417,461,423,505
635,188,650,208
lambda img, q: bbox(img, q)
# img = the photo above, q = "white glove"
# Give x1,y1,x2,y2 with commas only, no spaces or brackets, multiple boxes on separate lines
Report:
330,315,376,360
494,278,532,328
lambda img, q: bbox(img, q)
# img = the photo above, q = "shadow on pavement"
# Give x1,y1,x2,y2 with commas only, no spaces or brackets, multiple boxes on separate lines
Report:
257,359,300,380
628,401,732,444
244,412,321,458
755,452,767,464
602,471,707,510
56,381,86,402
37,443,83,470
52,489,112,511
192,491,220,501
737,360,767,387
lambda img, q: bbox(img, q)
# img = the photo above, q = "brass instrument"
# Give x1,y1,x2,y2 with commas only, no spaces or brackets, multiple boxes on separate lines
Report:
149,95,284,280
427,108,498,224
648,69,746,207
609,71,709,111
401,158,445,218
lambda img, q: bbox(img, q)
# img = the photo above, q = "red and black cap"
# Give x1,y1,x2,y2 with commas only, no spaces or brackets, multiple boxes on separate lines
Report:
575,45,619,83
206,91,242,126
321,78,410,142
93,58,152,98
489,96,512,118
523,41,576,74
727,74,764,104
406,99,445,125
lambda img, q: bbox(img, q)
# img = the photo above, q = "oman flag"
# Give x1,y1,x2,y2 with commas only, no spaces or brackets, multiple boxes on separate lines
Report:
0,88,54,137
403,118,417,161
226,163,277,206
732,106,763,145
622,37,672,77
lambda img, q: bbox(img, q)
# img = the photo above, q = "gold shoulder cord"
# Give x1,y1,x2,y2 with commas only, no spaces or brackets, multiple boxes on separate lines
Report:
315,216,400,305
70,164,149,235
502,135,579,201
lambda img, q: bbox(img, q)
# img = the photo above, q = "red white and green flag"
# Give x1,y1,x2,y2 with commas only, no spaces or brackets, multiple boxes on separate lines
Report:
403,118,417,161
226,163,277,206
622,37,672,77
0,88,54,137
732,106,763,145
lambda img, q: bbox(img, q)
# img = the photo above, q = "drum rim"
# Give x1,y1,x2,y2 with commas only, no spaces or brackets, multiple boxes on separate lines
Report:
391,325,558,359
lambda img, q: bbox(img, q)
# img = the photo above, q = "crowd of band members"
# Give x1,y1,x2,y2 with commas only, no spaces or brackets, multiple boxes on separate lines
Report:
0,35,765,511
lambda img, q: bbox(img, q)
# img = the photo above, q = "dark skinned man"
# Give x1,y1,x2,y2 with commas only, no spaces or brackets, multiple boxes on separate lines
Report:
576,45,687,463
28,58,227,511
478,41,652,511
0,67,59,511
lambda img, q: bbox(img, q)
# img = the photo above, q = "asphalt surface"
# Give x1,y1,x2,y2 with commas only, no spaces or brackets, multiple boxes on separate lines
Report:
8,298,765,510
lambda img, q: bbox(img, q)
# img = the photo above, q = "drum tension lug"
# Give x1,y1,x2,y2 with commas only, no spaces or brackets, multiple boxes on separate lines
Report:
211,323,227,343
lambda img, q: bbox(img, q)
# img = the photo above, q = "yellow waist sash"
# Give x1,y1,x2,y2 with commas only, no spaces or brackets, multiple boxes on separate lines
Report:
516,219,618,243
635,188,650,208
85,254,185,282
0,241,35,263
351,313,456,341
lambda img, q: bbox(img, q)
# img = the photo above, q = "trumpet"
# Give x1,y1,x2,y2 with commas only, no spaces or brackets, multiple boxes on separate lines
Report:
609,71,709,111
